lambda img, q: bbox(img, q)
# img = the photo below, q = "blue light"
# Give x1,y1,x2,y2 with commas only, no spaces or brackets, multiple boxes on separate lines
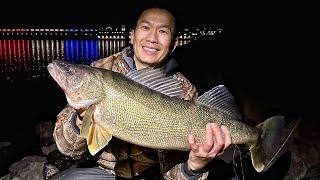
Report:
65,40,70,62
75,40,79,64
64,39,99,65
70,40,74,63
80,40,84,64
85,40,89,64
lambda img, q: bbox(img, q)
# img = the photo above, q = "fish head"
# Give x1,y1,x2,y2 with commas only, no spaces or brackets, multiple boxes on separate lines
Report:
48,60,104,109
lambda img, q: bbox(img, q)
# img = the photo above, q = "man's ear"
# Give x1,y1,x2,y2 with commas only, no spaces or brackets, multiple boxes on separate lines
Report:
129,30,134,44
171,38,178,53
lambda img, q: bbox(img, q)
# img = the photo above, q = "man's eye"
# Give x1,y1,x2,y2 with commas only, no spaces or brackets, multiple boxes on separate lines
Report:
141,26,149,30
159,29,169,34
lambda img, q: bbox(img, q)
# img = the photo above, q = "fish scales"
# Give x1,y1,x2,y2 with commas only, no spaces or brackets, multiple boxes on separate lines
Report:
93,70,260,150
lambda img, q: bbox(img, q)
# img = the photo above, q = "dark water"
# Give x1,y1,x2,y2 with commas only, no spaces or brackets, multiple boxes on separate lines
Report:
0,38,126,80
0,38,191,81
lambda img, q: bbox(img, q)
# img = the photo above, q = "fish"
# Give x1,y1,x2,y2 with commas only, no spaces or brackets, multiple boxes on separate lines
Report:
48,60,298,172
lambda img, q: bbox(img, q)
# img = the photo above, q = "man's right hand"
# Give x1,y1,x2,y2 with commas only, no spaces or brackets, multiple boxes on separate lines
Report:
91,53,120,69
75,109,86,129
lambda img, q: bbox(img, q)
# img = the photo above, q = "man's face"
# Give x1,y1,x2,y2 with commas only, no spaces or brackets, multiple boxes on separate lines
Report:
131,8,176,69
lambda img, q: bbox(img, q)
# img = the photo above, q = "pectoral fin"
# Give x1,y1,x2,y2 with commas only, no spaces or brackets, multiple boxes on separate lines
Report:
79,106,95,138
87,121,113,155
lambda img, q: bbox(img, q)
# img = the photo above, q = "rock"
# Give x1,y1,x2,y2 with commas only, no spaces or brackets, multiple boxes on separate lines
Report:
0,142,19,177
47,150,74,171
44,164,60,180
8,155,47,180
41,144,58,156
35,122,54,146
0,142,11,149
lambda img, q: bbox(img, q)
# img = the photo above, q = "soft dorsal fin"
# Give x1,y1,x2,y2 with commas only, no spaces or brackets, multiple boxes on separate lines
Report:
125,68,184,98
196,85,242,119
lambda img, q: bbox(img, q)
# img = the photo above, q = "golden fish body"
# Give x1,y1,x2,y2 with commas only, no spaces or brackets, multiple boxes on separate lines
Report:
48,60,298,173
95,71,259,150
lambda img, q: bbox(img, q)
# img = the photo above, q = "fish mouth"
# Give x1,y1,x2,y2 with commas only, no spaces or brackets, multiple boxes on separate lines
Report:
47,63,57,82
47,63,55,77
47,62,66,91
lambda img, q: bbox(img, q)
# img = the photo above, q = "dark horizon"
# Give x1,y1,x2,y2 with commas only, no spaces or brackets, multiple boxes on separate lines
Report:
0,1,229,28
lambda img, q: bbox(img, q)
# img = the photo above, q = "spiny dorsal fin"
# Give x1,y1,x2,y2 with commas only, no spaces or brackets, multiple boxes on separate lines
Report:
125,68,184,98
196,85,242,119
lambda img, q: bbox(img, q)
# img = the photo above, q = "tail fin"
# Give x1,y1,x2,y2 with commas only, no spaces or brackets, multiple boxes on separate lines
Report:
250,115,299,172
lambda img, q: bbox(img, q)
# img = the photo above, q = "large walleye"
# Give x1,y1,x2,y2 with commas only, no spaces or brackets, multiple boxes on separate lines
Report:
48,60,298,173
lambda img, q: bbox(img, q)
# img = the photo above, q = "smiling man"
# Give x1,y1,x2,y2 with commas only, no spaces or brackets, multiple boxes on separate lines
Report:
53,4,232,180
131,8,177,69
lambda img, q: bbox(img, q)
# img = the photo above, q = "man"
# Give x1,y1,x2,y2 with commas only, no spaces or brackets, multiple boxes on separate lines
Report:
53,5,231,179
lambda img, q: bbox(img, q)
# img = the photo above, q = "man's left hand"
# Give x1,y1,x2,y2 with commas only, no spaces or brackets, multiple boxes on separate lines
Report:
187,123,231,171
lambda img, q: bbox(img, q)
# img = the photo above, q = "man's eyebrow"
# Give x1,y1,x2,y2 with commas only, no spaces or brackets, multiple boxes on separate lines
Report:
158,25,171,30
137,19,150,25
138,20,172,30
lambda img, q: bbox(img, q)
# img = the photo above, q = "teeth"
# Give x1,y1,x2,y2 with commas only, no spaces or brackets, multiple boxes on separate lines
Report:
143,47,157,52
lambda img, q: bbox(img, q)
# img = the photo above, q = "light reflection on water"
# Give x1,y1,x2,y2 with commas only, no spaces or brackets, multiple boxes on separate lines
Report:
0,38,127,80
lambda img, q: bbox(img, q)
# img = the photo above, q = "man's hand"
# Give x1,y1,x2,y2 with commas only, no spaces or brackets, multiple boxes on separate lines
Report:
91,53,118,69
75,109,86,129
187,123,231,171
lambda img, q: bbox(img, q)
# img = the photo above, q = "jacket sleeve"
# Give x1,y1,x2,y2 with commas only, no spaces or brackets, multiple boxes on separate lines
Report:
159,151,209,180
161,72,209,179
173,72,198,101
53,105,88,160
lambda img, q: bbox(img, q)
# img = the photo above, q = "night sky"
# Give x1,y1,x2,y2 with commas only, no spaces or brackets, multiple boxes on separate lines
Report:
1,1,314,48
1,0,230,27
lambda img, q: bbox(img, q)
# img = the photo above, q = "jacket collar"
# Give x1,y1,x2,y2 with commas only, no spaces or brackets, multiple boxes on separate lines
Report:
122,46,179,76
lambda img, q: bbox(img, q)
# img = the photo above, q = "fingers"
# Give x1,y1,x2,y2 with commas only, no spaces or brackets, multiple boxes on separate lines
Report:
79,110,86,118
76,117,83,128
188,123,231,158
221,125,232,150
90,59,103,67
187,123,232,171
202,123,214,152
91,55,115,69
188,134,199,152
210,123,225,156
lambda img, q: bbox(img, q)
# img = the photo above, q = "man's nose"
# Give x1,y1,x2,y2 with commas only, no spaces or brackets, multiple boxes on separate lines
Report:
146,29,158,43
